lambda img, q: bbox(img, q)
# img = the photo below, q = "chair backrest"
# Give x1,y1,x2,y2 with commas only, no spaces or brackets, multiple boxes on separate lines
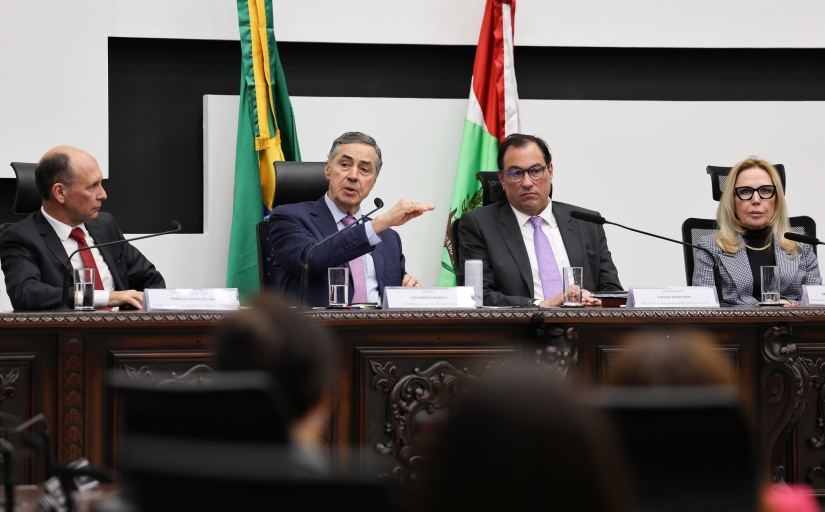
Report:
258,162,329,289
589,386,757,512
707,164,786,202
272,161,328,208
10,162,40,214
111,370,293,443
476,171,505,206
681,216,817,285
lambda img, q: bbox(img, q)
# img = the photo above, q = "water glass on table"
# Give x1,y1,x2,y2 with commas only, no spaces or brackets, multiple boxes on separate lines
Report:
328,267,350,307
562,267,584,307
74,268,95,311
761,265,781,305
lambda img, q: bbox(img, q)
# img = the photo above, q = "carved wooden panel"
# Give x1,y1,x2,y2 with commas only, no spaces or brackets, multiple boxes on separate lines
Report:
58,335,85,462
597,344,741,386
356,347,521,489
108,350,216,468
0,353,36,483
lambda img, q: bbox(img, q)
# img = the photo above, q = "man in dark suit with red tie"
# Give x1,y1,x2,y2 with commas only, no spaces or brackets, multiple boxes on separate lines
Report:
0,146,165,310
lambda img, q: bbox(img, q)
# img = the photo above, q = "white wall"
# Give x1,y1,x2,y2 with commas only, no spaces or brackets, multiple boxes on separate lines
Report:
2,0,825,310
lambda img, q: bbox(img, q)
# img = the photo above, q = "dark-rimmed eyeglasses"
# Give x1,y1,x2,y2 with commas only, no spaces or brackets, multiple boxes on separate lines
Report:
734,185,776,201
501,165,547,183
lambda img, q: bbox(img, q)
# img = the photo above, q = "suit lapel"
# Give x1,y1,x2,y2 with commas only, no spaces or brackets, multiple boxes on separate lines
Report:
85,218,126,290
496,203,534,294
719,243,753,298
309,196,339,239
35,212,70,267
372,232,385,291
553,203,584,268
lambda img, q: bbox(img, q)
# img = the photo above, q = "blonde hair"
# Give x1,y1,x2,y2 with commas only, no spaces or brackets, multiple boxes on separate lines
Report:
714,157,797,258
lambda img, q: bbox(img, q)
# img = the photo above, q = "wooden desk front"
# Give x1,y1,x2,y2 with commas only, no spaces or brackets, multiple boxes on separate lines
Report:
0,308,821,493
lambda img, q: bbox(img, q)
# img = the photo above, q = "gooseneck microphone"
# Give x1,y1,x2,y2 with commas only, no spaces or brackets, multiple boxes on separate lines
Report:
300,198,384,307
57,221,183,311
569,211,726,305
784,231,823,246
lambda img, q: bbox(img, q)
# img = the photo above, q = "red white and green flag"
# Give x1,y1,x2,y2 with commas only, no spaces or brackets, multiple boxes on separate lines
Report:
437,0,520,285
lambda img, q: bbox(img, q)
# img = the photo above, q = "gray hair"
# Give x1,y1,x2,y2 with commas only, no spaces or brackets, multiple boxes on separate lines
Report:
326,132,383,175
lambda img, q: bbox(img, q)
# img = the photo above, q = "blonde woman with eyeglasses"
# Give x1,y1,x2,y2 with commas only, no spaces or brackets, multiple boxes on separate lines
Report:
693,157,821,305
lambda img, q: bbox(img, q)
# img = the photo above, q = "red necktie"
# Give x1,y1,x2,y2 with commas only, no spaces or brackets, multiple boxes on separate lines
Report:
68,228,104,291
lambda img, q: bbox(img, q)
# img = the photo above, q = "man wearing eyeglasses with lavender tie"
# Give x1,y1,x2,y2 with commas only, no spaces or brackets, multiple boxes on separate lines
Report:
458,134,622,307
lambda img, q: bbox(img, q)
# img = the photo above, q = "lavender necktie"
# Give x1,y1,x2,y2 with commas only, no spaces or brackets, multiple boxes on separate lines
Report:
341,216,368,303
529,216,563,299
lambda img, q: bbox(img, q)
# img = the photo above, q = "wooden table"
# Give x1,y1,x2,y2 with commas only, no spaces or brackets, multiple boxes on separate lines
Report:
0,307,823,493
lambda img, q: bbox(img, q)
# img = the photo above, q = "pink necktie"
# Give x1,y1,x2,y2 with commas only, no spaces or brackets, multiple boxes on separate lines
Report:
529,217,563,299
341,216,368,303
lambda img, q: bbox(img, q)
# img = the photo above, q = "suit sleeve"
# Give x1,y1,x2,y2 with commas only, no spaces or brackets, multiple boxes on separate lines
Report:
269,207,376,280
458,213,534,307
0,228,62,310
802,243,823,286
594,222,623,291
111,217,165,290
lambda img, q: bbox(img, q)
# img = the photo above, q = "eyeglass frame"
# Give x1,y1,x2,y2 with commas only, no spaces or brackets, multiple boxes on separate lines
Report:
734,185,777,201
499,164,548,183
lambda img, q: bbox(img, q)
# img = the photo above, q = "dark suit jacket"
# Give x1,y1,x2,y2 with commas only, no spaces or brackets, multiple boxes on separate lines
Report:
458,200,622,306
269,196,406,307
0,211,165,311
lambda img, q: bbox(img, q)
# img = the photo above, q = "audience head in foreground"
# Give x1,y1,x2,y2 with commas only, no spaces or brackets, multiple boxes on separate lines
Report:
424,374,632,512
268,131,435,307
692,156,822,305
457,132,622,308
215,293,334,448
610,330,733,387
0,146,165,311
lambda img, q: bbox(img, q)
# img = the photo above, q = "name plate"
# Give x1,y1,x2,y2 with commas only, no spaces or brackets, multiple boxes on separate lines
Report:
143,288,239,312
802,286,825,306
626,287,719,308
382,287,475,309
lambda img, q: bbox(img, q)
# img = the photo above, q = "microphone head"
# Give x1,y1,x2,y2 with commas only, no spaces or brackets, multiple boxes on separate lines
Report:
570,210,607,225
171,221,182,230
784,231,819,245
374,198,384,209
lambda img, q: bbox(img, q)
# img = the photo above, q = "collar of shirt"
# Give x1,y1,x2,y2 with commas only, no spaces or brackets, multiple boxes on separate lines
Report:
40,207,90,242
510,200,556,229
323,193,363,229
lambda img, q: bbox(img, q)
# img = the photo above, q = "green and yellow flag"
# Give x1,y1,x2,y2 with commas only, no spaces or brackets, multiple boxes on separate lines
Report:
228,0,301,297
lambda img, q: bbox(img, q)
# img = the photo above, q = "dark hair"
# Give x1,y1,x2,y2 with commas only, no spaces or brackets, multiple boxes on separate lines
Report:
423,374,632,512
497,133,552,171
35,152,74,200
327,131,383,175
215,293,335,417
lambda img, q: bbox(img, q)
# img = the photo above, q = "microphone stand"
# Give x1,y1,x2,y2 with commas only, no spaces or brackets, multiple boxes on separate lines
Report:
299,201,384,307
57,222,182,311
571,212,726,305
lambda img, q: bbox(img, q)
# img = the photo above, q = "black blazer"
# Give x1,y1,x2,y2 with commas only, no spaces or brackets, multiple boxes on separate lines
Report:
458,200,622,306
0,211,165,310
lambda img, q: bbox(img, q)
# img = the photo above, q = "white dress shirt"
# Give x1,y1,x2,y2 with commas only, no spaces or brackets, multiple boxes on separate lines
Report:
323,194,382,303
510,201,571,300
41,207,114,307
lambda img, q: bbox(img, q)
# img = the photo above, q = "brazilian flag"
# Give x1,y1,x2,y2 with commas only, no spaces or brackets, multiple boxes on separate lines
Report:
228,0,301,297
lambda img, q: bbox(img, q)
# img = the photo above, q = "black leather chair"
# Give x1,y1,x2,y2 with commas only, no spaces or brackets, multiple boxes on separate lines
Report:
589,386,757,512
0,162,40,234
681,164,815,285
112,371,397,512
256,162,328,290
